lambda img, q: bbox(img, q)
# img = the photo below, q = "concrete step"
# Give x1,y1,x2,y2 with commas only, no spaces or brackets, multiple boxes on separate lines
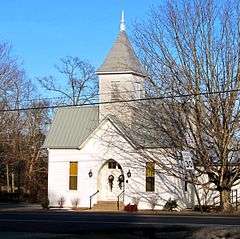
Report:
92,201,124,211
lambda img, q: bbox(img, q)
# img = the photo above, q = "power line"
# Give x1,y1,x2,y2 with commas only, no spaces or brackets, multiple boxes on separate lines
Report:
0,88,239,113
15,89,146,103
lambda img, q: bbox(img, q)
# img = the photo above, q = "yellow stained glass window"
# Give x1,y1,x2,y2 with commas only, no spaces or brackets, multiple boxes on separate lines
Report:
146,162,155,177
146,162,155,192
69,162,78,190
70,162,78,175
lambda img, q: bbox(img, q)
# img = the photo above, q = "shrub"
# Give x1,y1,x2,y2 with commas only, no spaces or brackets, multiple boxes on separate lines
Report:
132,196,141,206
194,205,221,212
71,198,80,209
163,198,178,211
57,196,65,208
41,198,49,209
148,195,158,210
0,192,20,203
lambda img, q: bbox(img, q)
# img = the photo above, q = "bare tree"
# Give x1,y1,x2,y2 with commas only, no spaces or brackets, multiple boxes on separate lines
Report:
0,43,21,97
119,0,240,211
39,56,98,105
0,42,26,193
0,41,49,201
22,101,49,200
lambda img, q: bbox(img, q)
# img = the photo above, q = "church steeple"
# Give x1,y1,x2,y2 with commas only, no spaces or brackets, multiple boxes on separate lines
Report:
120,10,126,32
97,12,145,77
97,12,146,122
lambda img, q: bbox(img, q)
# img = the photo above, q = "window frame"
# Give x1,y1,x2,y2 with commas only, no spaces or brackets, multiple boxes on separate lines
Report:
69,161,78,190
146,162,155,192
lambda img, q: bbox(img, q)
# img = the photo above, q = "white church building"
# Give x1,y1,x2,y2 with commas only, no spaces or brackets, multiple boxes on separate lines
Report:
43,13,196,210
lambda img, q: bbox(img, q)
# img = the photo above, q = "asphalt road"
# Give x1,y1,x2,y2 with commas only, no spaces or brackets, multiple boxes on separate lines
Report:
0,211,239,234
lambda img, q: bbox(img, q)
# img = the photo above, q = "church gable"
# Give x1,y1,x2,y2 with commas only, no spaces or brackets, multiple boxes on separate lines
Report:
78,115,137,151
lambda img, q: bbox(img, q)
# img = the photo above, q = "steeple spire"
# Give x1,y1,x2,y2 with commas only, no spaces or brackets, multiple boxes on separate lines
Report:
97,10,146,77
120,10,126,32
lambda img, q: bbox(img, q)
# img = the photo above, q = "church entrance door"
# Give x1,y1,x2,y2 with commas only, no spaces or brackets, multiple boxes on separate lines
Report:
98,160,124,201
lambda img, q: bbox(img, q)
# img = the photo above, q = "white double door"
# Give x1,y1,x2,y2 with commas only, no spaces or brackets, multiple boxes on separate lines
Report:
98,163,123,201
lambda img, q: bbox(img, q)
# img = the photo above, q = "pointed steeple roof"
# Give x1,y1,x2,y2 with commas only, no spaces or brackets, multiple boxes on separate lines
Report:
97,12,146,77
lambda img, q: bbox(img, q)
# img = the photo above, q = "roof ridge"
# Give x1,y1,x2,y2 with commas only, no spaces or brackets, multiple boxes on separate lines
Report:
58,105,99,110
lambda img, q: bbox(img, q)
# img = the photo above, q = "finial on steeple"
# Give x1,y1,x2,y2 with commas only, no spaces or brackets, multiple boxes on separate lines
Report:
120,10,126,32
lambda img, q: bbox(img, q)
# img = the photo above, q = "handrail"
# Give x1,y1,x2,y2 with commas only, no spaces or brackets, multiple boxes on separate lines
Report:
117,190,125,210
89,190,99,209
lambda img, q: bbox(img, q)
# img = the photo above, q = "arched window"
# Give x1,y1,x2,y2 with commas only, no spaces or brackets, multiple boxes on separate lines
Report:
108,159,121,169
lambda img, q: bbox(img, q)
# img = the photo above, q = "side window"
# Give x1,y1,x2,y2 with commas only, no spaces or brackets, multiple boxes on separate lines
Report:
69,162,78,190
111,81,120,101
146,162,155,192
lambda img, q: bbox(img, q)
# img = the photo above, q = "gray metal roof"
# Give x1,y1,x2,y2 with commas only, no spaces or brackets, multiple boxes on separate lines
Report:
97,31,146,76
108,115,171,149
43,106,99,149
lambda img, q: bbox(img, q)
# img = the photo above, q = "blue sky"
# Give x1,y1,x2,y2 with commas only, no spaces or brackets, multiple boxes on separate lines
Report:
0,0,159,83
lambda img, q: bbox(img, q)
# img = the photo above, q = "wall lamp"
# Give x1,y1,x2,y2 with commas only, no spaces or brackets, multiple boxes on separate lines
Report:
127,170,131,178
88,169,93,178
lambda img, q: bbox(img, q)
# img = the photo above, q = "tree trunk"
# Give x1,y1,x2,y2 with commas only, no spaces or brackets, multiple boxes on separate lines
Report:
6,164,10,193
220,190,232,212
11,173,15,193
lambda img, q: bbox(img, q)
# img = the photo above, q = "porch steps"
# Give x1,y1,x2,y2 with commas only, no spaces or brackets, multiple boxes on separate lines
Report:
92,201,124,211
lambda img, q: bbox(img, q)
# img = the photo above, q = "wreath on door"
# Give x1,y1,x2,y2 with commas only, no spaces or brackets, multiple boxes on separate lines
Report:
108,175,114,191
118,174,124,190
